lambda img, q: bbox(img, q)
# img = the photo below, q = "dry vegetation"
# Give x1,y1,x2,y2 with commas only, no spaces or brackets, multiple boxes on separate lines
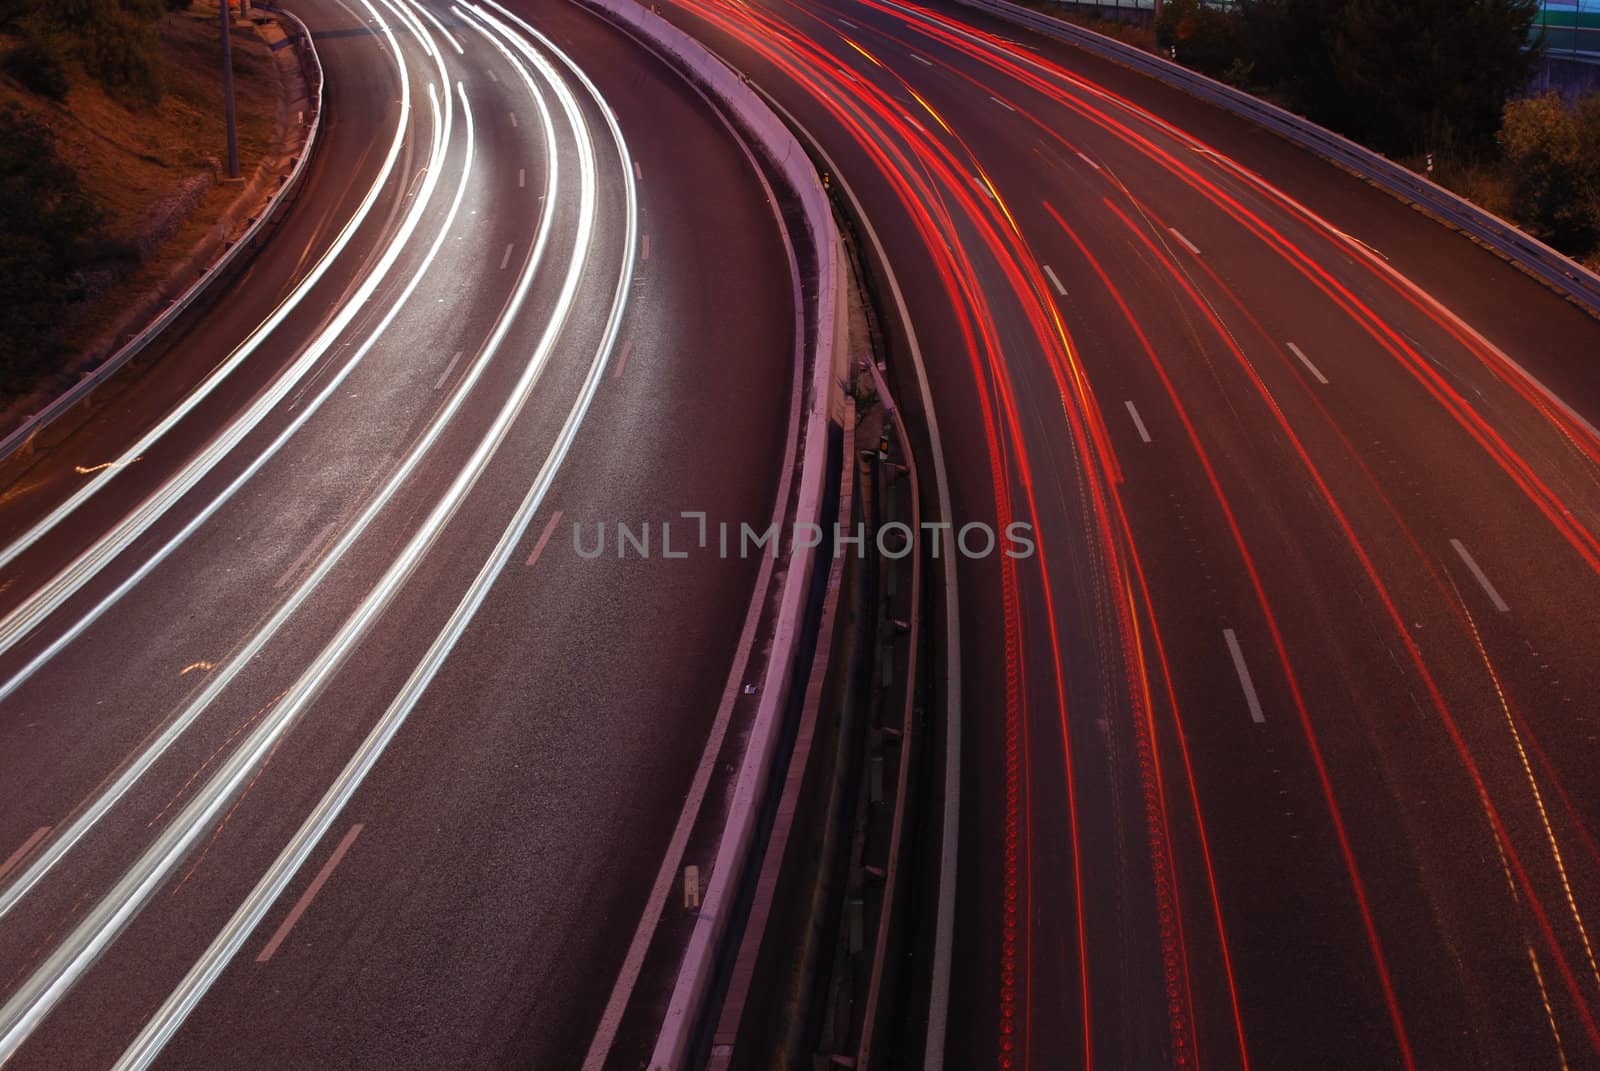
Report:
0,0,280,395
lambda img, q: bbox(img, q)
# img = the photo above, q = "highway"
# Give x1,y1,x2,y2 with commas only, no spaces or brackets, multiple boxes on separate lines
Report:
0,1,800,1068
623,2,1600,1068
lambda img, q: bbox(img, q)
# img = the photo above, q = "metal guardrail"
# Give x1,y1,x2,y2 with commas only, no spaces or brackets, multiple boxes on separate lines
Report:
0,5,326,464
960,0,1600,319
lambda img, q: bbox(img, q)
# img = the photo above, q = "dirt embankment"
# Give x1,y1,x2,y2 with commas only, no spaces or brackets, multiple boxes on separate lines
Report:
0,0,290,401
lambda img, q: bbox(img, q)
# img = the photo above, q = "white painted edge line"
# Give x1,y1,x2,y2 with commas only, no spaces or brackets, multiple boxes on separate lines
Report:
1286,341,1330,385
1223,628,1266,724
1169,226,1201,256
1041,263,1067,297
738,68,962,1071
255,823,363,962
1124,400,1151,443
1451,539,1510,613
551,3,839,1069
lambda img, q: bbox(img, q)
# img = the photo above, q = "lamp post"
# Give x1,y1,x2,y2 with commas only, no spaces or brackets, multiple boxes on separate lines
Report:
221,0,240,180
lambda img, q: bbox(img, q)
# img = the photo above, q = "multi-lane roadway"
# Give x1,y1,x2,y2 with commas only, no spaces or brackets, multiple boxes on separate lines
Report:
0,1,800,1067
5,0,1600,1068
631,2,1600,1068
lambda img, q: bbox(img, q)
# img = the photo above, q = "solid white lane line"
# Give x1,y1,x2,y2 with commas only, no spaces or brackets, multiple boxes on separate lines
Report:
0,829,49,885
1451,539,1510,612
1041,264,1067,297
990,94,1015,112
517,167,526,188
499,242,514,270
433,349,464,390
524,510,564,567
1223,628,1266,724
610,338,634,379
1169,227,1201,255
1124,400,1152,443
273,521,338,590
1075,150,1101,171
254,824,363,962
1286,342,1330,385
911,53,932,66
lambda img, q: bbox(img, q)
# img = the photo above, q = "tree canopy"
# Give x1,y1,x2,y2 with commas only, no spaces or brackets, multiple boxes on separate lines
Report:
1236,0,1541,155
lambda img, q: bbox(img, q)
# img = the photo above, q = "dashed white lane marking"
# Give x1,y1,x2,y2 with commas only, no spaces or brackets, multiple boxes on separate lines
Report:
1041,264,1067,297
525,510,565,568
1223,628,1266,724
0,828,50,885
642,233,651,261
1286,342,1330,385
683,865,701,909
274,521,338,590
971,176,993,200
1075,151,1101,171
1169,227,1201,256
517,168,526,189
990,95,1015,112
1452,539,1510,612
838,17,857,28
499,243,514,271
1124,401,1152,443
611,339,635,380
433,350,464,391
633,161,642,182
508,111,518,128
255,824,363,963
911,53,933,66
487,69,498,82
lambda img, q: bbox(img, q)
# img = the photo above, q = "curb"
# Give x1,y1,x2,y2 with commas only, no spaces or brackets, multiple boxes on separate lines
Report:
570,2,848,1067
0,4,326,464
954,0,1600,319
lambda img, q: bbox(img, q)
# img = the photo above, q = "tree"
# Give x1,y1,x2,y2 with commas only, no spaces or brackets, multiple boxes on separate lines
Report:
1500,91,1600,251
0,108,103,384
1238,0,1541,155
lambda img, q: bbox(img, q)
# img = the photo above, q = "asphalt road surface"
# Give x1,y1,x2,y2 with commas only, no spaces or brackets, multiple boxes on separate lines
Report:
632,2,1600,1068
0,1,797,1067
